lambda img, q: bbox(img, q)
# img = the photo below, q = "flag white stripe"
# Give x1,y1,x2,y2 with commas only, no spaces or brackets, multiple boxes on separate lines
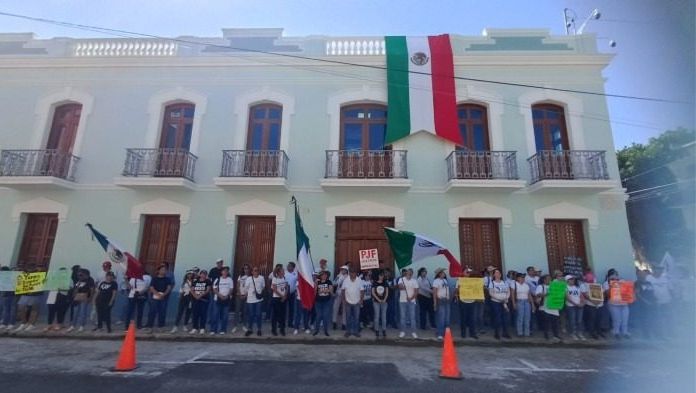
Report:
297,244,315,287
406,36,435,136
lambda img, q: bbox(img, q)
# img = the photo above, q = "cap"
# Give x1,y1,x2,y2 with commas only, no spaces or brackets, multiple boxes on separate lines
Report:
434,267,447,276
486,265,496,272
340,265,349,271
564,274,575,281
191,266,200,272
215,258,223,264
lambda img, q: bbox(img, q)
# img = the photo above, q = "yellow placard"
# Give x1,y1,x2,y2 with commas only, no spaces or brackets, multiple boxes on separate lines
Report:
457,277,484,301
15,272,46,295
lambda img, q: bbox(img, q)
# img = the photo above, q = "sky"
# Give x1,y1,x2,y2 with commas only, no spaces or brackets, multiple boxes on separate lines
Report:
0,0,693,149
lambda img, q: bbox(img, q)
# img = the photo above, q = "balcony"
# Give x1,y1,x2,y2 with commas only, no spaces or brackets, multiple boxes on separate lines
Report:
214,150,289,190
0,149,79,189
320,150,411,189
113,148,197,190
445,150,525,192
527,150,617,192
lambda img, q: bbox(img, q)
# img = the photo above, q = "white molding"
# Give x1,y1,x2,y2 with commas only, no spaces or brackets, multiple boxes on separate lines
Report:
0,176,77,190
130,198,191,224
225,199,286,225
445,179,526,192
319,178,412,190
327,85,386,150
527,180,619,193
12,197,69,222
145,87,208,155
113,176,197,191
31,87,94,156
518,89,585,156
533,202,598,229
448,201,512,228
325,200,405,227
213,177,288,190
232,87,295,152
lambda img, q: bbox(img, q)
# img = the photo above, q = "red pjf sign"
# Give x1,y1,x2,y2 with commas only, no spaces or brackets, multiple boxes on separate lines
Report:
359,248,379,270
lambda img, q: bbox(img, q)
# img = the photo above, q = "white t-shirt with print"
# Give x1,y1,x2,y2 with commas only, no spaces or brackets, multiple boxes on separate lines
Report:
244,275,265,304
488,280,509,303
398,277,419,303
566,284,583,307
128,275,151,298
432,278,450,300
272,276,288,298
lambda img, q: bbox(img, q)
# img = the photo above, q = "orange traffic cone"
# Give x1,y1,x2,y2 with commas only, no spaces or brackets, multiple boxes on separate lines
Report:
113,321,137,372
439,327,463,380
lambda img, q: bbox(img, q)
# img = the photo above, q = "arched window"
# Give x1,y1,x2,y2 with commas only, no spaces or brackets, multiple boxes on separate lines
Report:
247,103,282,151
532,104,569,152
456,103,489,151
340,104,388,150
159,103,195,150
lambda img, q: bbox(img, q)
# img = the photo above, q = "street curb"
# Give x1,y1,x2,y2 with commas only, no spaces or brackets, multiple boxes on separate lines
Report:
0,330,655,350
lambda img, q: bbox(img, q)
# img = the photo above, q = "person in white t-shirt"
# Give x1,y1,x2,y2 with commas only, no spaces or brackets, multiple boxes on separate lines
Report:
580,275,604,339
271,265,289,336
398,268,420,339
565,275,585,340
512,273,535,337
535,274,561,341
125,273,151,330
332,265,349,330
341,269,364,338
432,268,451,340
234,264,250,334
211,267,234,335
488,269,511,340
244,266,265,337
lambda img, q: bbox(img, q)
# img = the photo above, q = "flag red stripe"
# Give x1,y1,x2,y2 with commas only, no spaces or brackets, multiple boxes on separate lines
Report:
298,275,315,310
438,249,463,278
428,34,462,146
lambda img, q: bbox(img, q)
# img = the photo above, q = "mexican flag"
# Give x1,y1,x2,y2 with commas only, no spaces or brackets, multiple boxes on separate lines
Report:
292,197,316,310
85,223,144,279
385,34,462,146
384,227,463,277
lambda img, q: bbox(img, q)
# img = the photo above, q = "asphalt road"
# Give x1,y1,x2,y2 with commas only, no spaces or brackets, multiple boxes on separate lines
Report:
0,337,693,393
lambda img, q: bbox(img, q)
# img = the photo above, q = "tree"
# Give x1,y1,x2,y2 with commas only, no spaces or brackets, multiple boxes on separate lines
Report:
617,128,695,265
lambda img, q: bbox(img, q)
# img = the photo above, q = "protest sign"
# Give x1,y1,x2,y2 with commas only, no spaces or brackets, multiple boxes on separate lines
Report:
620,281,634,304
359,249,379,270
0,271,20,291
457,277,484,301
15,272,46,294
563,256,584,278
43,270,71,291
546,280,567,310
587,283,604,302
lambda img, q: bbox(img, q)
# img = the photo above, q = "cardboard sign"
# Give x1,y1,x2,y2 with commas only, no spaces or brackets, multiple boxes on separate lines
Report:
0,271,20,291
15,272,46,294
609,280,635,304
359,249,379,270
457,277,484,301
563,256,584,278
43,270,71,291
546,280,567,310
587,283,604,303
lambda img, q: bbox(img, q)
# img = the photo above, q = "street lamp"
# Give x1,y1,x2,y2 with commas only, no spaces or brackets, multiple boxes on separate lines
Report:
563,8,601,35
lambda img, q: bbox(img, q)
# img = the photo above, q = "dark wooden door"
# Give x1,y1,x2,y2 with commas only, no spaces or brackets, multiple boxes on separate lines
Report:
234,216,276,281
17,213,59,272
544,220,588,274
339,104,391,178
334,217,395,274
245,104,282,176
44,103,81,177
138,215,180,275
157,103,195,177
458,219,502,274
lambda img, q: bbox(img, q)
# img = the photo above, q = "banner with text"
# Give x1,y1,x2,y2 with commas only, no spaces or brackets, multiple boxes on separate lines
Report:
15,272,47,294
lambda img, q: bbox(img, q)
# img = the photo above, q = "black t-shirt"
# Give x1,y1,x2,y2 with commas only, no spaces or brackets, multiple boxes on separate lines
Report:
209,267,222,283
151,276,172,293
316,279,333,302
373,281,388,302
96,281,117,305
74,279,94,294
192,279,212,301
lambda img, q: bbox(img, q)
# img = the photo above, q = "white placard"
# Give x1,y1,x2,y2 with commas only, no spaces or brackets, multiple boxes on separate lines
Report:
359,249,379,270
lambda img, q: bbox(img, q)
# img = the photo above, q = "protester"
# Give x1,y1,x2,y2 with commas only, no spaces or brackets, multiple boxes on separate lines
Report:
44,267,71,332
416,267,435,330
94,271,117,333
372,270,389,338
341,269,364,338
0,266,16,330
68,265,81,322
211,266,234,335
536,274,561,342
317,259,330,276
207,259,224,326
270,265,288,336
67,268,95,333
360,269,374,329
171,269,195,333
244,266,265,337
525,266,542,333
432,268,451,340
455,267,479,340
384,268,399,329
145,265,173,333
313,270,333,336
234,264,251,333
124,270,151,330
506,270,518,326
332,265,349,330
581,272,604,339
512,272,534,337
285,262,298,329
488,269,511,340
293,283,312,335
565,275,585,340
398,268,419,339
190,270,212,334
604,268,630,339
14,266,43,332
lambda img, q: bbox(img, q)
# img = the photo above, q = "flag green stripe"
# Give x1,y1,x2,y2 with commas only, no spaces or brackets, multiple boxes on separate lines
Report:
385,36,411,145
384,228,416,269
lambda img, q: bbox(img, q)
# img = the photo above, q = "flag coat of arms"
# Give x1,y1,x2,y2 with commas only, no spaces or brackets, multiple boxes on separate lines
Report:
85,223,144,279
384,227,463,277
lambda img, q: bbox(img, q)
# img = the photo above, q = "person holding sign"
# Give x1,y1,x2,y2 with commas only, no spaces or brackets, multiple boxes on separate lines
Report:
432,268,451,340
0,266,17,330
603,269,631,340
536,275,562,342
14,266,45,332
454,267,480,340
44,267,72,332
488,269,511,340
581,273,604,339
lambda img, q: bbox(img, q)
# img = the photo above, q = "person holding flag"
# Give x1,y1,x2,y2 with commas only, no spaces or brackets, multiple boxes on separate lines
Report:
290,197,316,331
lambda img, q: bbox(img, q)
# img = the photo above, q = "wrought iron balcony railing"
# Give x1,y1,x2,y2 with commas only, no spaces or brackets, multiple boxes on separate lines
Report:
219,150,289,178
0,149,79,181
528,150,609,184
121,148,197,181
324,150,407,179
446,150,518,180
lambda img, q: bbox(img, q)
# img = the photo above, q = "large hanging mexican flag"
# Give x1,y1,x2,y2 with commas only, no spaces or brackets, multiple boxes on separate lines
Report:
385,34,462,146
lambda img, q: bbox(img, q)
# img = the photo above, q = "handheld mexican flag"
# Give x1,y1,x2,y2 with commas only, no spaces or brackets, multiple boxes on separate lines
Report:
385,34,462,146
85,223,144,279
384,227,463,277
291,197,316,310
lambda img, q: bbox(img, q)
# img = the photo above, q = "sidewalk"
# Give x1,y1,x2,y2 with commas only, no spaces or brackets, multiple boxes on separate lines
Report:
0,323,655,348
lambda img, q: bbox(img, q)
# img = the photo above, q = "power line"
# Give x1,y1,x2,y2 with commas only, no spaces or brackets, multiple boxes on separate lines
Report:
0,10,685,104
626,179,695,195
